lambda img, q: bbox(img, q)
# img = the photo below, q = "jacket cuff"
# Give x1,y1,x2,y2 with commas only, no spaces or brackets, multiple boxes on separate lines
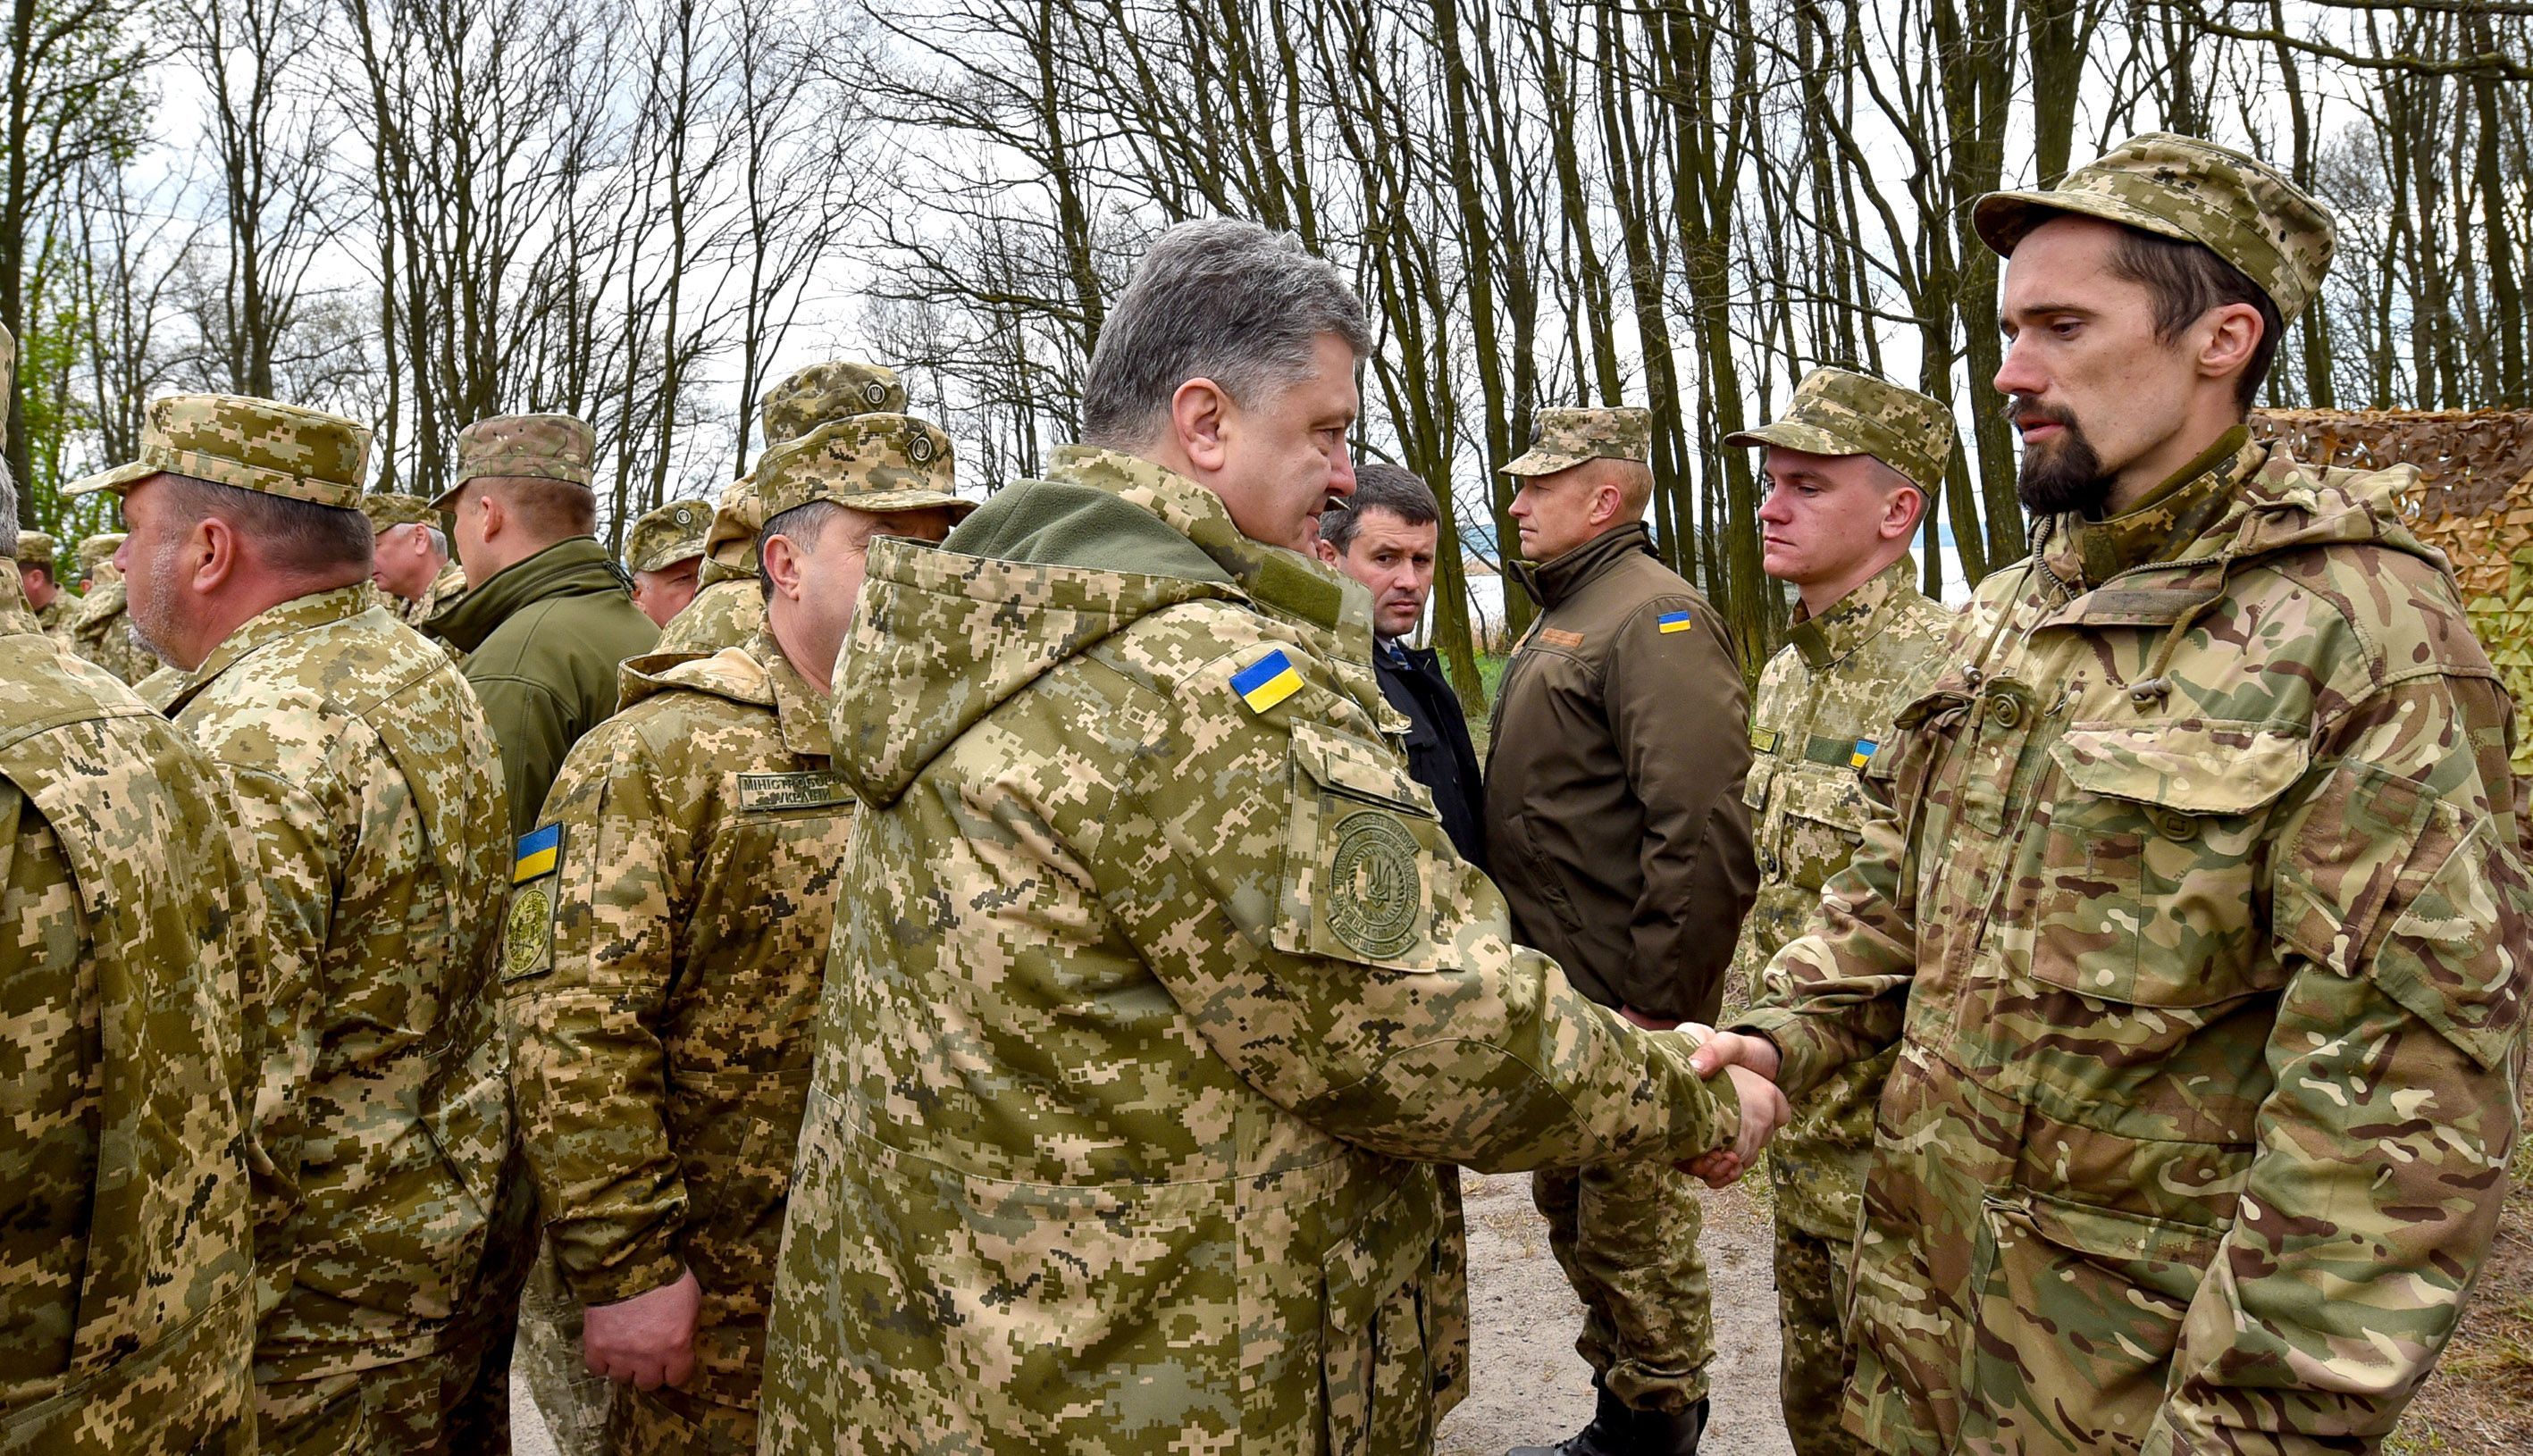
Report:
555,1226,688,1310
1724,1008,1820,1100
1672,1037,1740,1159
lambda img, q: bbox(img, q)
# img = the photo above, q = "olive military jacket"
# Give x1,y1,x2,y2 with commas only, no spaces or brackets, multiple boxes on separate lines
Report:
1737,434,2530,1455
759,448,1743,1456
157,586,515,1383
426,537,660,838
1726,557,1953,1242
1,581,259,1453
1486,522,1759,1022
510,627,845,1412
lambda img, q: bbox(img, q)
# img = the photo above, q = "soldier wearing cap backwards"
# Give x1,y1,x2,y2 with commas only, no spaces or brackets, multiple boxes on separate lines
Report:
1488,406,1757,1456
1695,133,2529,1454
12,530,75,637
360,491,467,628
758,219,1785,1456
625,498,713,627
68,531,157,683
64,392,514,1454
658,361,910,655
1717,369,1958,1456
511,414,969,1455
1,331,264,1455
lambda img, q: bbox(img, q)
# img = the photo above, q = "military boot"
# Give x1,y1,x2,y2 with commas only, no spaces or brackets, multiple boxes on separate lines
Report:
1635,1396,1709,1455
1505,1377,1632,1456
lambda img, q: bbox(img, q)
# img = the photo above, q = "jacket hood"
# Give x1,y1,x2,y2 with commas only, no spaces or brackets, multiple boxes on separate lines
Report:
617,626,833,758
427,536,633,652
830,447,1355,807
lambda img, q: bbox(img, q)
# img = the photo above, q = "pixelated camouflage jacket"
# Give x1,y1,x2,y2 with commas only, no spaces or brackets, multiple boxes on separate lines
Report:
35,593,78,641
758,447,1743,1456
655,575,765,657
157,586,515,1381
509,626,844,1410
1,616,259,1453
0,560,33,635
394,560,468,632
67,579,157,685
1735,431,2531,1456
1726,556,1953,1242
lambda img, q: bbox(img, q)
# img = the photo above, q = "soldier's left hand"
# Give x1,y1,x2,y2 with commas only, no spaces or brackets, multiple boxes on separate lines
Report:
583,1268,703,1390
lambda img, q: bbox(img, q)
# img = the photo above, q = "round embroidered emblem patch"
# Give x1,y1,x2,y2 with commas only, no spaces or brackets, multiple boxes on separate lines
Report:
908,434,935,464
504,887,550,976
862,381,888,405
1327,811,1422,958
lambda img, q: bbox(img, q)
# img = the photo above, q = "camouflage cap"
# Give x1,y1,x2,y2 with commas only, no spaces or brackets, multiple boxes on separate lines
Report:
1723,368,1954,494
14,531,55,568
625,497,713,573
756,414,974,523
63,394,372,509
77,534,125,569
1502,406,1652,477
762,362,908,448
1973,131,2336,323
359,491,440,533
434,413,597,507
702,473,763,573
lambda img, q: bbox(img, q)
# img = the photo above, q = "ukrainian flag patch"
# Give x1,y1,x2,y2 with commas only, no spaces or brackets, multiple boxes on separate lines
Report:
1849,738,1879,769
1657,610,1695,634
513,823,563,883
1232,649,1304,715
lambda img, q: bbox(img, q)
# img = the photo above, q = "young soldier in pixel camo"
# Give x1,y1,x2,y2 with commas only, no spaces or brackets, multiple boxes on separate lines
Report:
69,395,516,1455
624,497,713,627
509,413,969,1455
360,491,467,628
1699,133,2530,1454
1719,368,1958,1456
1,330,262,1454
759,220,1786,1456
656,360,909,655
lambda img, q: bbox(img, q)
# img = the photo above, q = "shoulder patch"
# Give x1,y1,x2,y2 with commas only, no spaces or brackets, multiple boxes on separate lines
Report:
736,770,857,812
503,885,553,981
1231,648,1304,715
513,822,563,883
1849,737,1879,769
1657,609,1695,634
1539,628,1586,649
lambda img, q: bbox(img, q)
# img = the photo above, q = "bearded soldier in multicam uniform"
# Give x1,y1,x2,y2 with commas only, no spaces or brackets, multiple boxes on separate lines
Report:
68,395,516,1455
360,491,468,628
658,361,910,655
68,531,157,684
759,220,1785,1456
1,328,263,1454
1698,133,2530,1455
1718,368,1957,1456
511,414,969,1456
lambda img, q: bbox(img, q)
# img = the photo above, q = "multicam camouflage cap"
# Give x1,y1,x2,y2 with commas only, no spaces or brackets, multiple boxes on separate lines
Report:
1502,406,1653,477
64,394,373,510
434,413,597,507
761,362,908,448
359,491,440,533
1724,368,1954,494
1973,131,2336,323
15,531,55,568
702,473,763,573
77,534,125,570
756,414,974,523
625,497,714,573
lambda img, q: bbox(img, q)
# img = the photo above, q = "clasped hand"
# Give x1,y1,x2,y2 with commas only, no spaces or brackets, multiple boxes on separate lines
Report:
1676,1029,1786,1189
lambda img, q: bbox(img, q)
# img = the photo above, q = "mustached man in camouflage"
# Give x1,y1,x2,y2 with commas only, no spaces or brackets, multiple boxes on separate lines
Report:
1698,133,2529,1454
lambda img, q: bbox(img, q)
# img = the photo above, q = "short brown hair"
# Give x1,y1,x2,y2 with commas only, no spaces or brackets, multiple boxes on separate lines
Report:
2105,227,2285,410
482,476,597,540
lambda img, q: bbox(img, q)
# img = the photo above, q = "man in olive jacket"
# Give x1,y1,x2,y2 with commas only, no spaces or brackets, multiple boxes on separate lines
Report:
1488,406,1757,1456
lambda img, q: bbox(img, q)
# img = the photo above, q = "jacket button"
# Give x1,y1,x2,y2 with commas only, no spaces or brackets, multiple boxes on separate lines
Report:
2151,807,2199,842
1988,694,2023,731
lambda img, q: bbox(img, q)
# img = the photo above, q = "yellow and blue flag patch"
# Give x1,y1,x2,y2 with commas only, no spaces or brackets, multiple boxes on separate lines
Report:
513,822,563,883
1232,649,1304,715
1849,738,1878,769
1657,610,1695,634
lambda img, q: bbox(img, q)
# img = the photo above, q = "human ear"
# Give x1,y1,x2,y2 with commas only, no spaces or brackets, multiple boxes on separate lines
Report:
1170,379,1234,475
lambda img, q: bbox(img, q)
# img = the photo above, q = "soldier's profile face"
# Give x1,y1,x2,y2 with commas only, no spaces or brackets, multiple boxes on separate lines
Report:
1757,448,1911,586
632,556,704,626
1212,331,1361,553
1331,508,1438,639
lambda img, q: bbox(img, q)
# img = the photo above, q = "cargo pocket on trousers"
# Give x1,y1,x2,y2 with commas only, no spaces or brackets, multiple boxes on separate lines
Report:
1321,1181,1443,1456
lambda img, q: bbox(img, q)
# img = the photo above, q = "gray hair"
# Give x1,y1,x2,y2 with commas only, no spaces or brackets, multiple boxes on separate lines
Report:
1321,464,1439,554
157,473,373,576
0,460,17,561
1081,220,1372,448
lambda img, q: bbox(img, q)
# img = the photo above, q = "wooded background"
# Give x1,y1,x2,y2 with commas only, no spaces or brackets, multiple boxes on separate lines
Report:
5,0,2527,703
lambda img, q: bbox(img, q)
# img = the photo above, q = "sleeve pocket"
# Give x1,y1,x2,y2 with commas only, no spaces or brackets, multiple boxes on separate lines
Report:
1274,722,1449,973
2363,817,2522,1071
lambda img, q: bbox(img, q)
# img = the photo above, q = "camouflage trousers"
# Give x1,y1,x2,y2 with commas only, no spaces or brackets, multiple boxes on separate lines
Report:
441,1150,541,1456
256,1352,450,1456
605,1385,759,1456
1532,1159,1711,1412
518,1251,614,1454
1774,1216,1866,1456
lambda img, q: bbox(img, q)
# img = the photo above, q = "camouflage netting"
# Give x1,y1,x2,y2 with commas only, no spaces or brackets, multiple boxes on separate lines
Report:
2252,408,2533,774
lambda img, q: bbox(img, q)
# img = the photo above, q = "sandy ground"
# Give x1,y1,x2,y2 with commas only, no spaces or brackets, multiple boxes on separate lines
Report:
514,1169,1793,1456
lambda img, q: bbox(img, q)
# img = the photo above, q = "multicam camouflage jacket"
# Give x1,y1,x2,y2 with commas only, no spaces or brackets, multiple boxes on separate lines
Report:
1737,431,2531,1455
655,573,765,656
155,586,515,1383
68,579,158,685
759,447,1743,1456
1726,556,1952,1242
508,626,846,1411
1,600,259,1454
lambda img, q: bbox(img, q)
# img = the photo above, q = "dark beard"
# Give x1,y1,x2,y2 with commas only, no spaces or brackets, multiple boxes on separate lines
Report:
2008,396,2110,516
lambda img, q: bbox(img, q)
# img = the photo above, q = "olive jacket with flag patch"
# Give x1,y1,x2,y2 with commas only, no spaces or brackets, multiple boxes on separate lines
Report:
1485,522,1759,1022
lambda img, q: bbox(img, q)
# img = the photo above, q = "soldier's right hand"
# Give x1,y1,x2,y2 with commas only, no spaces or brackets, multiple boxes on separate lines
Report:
583,1268,702,1391
1682,1064,1790,1187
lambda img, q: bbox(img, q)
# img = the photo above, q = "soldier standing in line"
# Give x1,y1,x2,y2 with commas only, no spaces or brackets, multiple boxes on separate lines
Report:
361,491,468,628
1717,368,1958,1456
1698,134,2530,1453
69,394,514,1454
69,530,156,683
1,331,261,1455
758,219,1785,1456
624,497,713,627
658,361,910,655
1488,407,1757,1456
12,530,75,637
510,414,969,1455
